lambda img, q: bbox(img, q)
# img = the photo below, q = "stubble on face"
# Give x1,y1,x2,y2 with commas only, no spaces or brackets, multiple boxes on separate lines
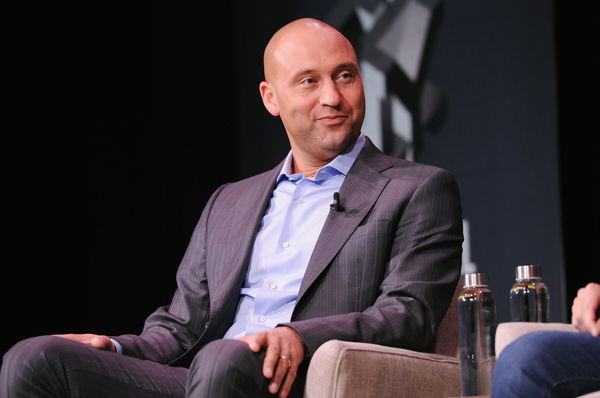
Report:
261,19,366,173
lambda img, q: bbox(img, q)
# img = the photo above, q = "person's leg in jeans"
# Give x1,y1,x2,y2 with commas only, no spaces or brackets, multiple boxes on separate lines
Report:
491,331,600,398
1,335,187,398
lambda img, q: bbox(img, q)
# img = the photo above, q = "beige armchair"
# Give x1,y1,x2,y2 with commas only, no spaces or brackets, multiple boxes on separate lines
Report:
495,321,578,356
304,286,462,398
305,306,600,397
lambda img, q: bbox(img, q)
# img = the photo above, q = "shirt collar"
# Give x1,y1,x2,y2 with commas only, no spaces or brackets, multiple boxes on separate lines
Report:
277,134,366,183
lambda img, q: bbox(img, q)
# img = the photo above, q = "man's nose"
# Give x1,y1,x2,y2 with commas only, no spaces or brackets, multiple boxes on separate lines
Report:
319,80,342,107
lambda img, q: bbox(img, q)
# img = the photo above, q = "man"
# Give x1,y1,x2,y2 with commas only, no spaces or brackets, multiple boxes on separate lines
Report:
1,18,463,398
491,283,600,397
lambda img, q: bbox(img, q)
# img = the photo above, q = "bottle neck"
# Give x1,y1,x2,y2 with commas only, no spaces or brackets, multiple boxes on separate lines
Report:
516,278,542,283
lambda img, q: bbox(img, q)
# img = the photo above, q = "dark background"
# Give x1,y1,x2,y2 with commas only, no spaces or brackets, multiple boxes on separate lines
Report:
2,1,597,359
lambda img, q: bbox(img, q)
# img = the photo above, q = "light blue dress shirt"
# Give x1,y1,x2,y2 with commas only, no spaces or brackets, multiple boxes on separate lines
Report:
224,135,365,339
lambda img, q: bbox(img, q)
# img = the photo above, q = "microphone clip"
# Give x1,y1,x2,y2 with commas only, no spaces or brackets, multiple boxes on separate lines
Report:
330,192,344,212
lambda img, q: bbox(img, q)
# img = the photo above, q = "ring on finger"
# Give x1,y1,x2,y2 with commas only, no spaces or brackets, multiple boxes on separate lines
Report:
279,355,291,367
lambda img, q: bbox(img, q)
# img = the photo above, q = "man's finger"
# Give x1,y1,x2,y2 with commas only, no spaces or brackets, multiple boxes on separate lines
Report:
269,355,291,395
579,308,599,335
263,341,282,379
90,335,115,351
278,359,297,398
238,333,265,352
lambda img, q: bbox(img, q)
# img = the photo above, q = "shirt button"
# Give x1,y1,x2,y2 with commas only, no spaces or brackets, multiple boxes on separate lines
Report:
258,316,267,323
295,198,304,205
269,282,277,289
282,242,290,248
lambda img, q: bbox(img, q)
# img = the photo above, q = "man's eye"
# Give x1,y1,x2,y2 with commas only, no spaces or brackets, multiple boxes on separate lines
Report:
301,78,317,85
337,72,353,80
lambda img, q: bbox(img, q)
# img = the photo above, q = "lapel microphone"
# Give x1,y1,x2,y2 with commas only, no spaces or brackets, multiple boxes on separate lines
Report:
330,192,344,212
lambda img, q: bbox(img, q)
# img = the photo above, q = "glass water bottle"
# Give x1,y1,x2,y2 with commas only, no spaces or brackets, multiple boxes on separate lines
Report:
509,264,549,322
458,273,496,396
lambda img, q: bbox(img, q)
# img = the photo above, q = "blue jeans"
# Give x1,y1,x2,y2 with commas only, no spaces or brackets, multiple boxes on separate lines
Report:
491,331,600,398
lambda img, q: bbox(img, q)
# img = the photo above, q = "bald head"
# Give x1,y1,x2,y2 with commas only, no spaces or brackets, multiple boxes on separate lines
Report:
263,18,358,82
258,18,365,175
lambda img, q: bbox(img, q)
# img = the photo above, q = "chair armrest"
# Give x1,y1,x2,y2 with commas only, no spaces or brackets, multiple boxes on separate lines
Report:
577,392,600,398
495,322,578,358
304,340,460,398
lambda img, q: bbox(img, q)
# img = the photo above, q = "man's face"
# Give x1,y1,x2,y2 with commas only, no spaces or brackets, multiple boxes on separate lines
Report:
260,25,366,163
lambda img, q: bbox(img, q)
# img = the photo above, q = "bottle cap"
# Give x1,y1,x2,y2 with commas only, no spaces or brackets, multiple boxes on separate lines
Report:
463,272,489,288
515,265,542,281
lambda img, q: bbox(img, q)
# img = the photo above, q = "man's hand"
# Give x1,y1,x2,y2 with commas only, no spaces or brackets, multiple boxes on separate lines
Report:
238,326,305,398
571,282,600,336
53,333,116,351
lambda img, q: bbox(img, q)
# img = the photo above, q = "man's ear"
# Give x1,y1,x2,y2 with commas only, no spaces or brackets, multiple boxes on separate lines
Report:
259,81,280,116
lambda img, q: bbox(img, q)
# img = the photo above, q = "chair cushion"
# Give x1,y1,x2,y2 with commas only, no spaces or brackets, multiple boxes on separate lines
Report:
577,392,600,398
495,322,578,358
304,340,460,398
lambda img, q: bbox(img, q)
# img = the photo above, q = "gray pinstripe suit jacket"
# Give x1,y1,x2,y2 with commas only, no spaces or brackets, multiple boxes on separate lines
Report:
114,137,463,367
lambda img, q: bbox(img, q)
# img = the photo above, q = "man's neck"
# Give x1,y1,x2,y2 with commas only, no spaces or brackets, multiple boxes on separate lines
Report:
287,134,363,178
290,157,331,178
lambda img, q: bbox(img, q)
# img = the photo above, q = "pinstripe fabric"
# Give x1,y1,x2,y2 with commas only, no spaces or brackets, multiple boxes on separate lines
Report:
1,137,462,398
114,137,462,368
1,336,188,398
185,339,305,398
284,139,463,355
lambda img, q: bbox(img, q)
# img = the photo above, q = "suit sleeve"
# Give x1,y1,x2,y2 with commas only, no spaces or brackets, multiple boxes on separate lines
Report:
112,184,227,364
283,168,463,356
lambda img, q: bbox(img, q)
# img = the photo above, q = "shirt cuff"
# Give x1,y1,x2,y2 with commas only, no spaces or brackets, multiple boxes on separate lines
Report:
110,338,123,354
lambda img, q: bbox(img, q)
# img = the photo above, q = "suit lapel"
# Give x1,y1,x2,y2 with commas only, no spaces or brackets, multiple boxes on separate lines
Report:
296,139,393,302
209,165,281,314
